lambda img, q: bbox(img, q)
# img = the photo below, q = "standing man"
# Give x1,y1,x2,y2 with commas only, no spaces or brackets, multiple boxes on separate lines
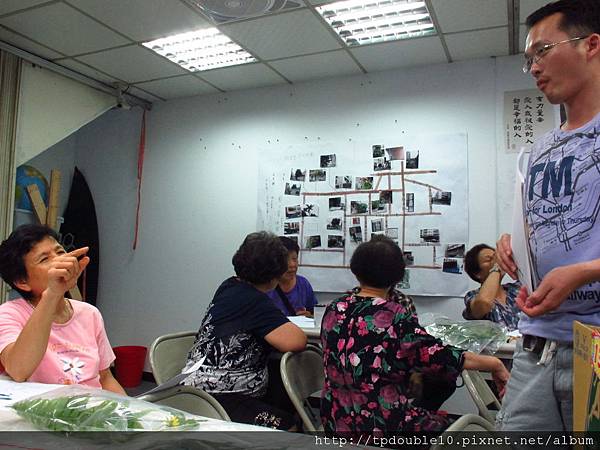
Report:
496,0,600,431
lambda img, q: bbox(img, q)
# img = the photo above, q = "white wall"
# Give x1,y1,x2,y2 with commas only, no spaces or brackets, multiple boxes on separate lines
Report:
16,63,115,166
66,55,537,353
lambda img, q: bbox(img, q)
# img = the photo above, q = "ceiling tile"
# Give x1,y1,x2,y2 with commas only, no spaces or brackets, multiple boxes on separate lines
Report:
199,63,287,91
220,9,340,60
431,0,507,33
270,50,361,83
55,58,121,84
445,28,509,61
0,3,130,55
134,74,219,99
0,25,64,59
0,0,53,16
66,0,211,42
519,0,548,24
351,36,447,72
78,45,187,83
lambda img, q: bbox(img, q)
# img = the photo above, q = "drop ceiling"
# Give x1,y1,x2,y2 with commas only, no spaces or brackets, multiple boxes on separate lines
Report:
0,0,543,103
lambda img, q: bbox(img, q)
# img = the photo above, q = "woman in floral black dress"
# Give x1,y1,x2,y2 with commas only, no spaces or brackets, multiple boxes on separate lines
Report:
320,235,509,435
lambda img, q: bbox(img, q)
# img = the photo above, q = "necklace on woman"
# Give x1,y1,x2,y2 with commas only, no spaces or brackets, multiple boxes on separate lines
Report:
28,298,73,322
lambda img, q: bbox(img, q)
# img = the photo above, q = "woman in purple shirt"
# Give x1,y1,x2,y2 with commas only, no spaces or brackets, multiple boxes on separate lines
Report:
267,237,318,317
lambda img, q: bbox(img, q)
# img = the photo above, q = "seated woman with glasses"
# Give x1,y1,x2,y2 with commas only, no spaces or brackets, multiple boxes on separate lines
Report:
320,236,509,436
266,237,317,317
463,244,521,331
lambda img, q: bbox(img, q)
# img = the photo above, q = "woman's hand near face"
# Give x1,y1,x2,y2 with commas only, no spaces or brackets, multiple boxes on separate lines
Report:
45,247,90,298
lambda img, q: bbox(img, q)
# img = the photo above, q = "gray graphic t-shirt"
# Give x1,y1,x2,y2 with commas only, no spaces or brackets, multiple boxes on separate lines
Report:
521,112,600,341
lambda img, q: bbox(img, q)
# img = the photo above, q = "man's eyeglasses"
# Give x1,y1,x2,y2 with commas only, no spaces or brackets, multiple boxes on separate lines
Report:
522,36,588,73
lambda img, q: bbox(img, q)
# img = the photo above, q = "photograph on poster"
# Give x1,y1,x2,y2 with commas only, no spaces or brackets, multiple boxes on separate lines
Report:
404,251,414,266
284,183,301,196
371,200,386,213
327,217,342,230
352,217,361,225
371,219,383,232
284,222,300,235
290,168,306,181
385,228,398,239
380,190,392,204
432,191,452,206
356,177,373,190
350,201,368,214
335,175,352,189
420,228,440,243
328,235,344,248
397,270,410,289
372,145,384,158
309,169,326,181
406,151,419,169
349,226,363,243
285,205,302,219
386,146,404,161
329,197,344,210
305,235,322,249
302,204,319,217
442,258,461,274
374,157,391,171
445,244,465,258
320,154,337,168
405,193,415,212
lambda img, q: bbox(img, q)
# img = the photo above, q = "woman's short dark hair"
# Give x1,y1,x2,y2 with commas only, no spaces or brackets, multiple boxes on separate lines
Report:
232,231,288,284
0,224,59,300
278,236,299,254
350,235,405,289
464,243,494,282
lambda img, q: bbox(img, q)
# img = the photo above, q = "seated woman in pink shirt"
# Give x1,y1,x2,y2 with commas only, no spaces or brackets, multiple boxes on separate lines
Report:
0,224,124,394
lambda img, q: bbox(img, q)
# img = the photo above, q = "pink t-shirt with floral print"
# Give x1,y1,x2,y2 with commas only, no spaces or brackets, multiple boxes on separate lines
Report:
0,299,115,387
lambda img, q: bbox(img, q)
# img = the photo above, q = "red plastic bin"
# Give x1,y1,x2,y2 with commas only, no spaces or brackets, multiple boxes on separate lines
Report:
113,346,147,388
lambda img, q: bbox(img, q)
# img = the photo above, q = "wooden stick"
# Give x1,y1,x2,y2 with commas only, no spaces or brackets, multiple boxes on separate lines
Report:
46,169,61,231
26,185,47,224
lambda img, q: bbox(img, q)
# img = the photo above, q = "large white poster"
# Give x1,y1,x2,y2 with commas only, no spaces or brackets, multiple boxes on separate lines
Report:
258,134,469,296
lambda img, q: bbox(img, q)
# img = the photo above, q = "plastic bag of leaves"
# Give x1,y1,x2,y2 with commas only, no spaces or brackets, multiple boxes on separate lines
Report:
11,385,204,431
422,315,508,354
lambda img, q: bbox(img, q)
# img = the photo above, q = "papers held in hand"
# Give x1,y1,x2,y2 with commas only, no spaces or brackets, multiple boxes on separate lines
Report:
511,148,536,294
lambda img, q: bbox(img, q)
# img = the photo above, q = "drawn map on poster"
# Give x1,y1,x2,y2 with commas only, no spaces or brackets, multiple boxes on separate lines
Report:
257,134,469,296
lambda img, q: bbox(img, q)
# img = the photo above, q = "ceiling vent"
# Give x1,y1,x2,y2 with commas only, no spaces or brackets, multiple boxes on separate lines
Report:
187,0,304,23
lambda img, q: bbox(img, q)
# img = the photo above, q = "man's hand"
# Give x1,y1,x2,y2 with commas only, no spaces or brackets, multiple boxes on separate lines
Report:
495,234,517,279
46,247,90,297
516,263,587,317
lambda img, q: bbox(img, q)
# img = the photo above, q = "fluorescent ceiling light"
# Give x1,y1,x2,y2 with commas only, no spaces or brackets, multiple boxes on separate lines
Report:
317,0,435,46
143,28,256,72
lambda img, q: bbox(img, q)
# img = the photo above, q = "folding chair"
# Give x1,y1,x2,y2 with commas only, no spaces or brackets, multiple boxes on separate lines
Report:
280,345,324,432
461,369,502,423
138,385,230,421
149,330,196,384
